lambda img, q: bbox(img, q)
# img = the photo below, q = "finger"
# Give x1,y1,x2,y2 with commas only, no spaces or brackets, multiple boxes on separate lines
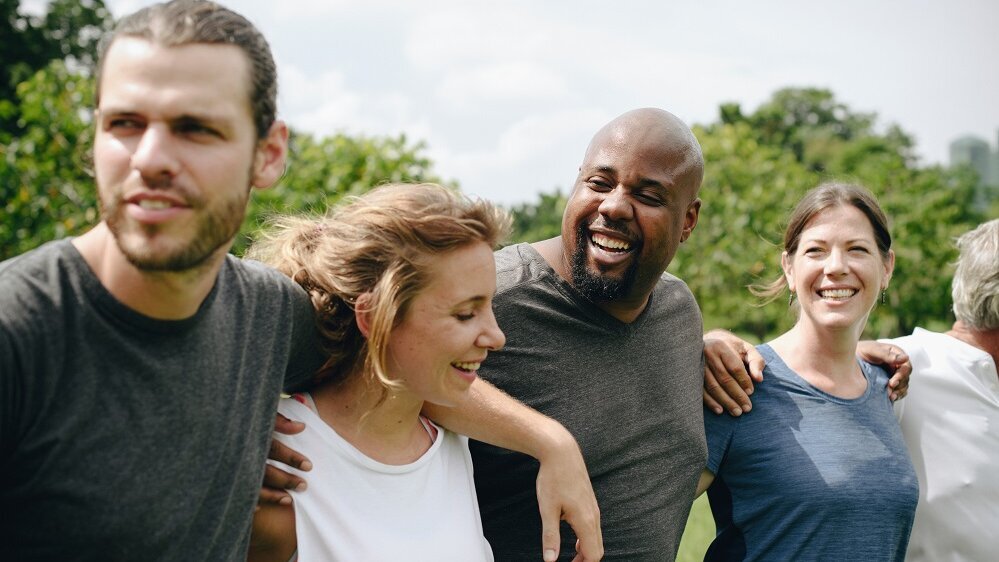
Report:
745,347,766,383
703,389,723,415
703,365,746,416
273,412,306,435
703,341,756,400
570,539,583,562
539,498,561,562
566,511,602,562
257,485,293,506
269,437,312,471
263,462,307,492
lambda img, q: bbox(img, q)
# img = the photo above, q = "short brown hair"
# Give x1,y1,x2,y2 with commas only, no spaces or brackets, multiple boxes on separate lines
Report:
246,183,511,397
95,0,277,138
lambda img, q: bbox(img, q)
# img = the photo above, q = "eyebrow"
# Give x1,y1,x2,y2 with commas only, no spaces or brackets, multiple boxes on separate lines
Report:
591,166,669,190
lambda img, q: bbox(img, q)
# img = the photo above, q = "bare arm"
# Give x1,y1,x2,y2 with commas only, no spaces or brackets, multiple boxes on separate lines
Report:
702,329,766,416
695,469,715,497
423,379,603,562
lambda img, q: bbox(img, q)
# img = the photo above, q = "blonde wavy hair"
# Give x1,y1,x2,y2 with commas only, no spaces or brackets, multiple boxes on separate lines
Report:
246,183,510,399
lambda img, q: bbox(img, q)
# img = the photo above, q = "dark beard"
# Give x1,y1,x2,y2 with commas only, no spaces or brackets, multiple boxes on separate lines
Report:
101,180,250,272
570,222,639,303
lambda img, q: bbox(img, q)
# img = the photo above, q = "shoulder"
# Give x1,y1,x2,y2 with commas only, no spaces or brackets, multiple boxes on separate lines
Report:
224,256,312,307
648,272,701,324
493,243,548,295
0,240,77,328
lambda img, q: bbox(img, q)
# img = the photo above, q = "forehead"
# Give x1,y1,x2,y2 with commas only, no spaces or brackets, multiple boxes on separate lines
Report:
415,243,496,306
800,204,876,239
581,124,699,194
98,37,253,122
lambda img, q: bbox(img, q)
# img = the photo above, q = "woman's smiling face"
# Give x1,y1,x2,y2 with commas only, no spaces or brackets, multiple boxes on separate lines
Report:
783,204,894,334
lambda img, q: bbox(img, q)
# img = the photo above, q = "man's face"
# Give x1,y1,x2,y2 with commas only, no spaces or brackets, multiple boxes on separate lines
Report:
561,126,700,304
93,38,268,271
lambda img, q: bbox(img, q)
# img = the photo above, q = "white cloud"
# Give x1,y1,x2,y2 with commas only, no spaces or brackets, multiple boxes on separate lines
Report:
436,61,568,107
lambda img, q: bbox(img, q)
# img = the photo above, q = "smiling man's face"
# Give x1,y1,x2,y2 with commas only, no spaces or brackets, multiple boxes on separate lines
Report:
560,109,702,305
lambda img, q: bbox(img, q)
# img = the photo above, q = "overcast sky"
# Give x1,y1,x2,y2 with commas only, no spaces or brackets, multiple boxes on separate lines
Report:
88,0,999,205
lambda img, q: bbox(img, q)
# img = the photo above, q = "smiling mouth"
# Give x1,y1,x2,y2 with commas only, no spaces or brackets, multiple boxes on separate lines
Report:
451,361,481,372
591,232,632,253
136,200,175,210
819,288,857,300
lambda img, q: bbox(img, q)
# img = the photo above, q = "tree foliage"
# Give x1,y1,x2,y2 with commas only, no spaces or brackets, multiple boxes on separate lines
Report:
510,88,987,340
234,132,446,254
1,0,112,140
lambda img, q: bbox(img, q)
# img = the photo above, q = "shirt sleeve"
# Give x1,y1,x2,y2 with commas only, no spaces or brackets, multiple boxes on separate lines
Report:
703,404,739,475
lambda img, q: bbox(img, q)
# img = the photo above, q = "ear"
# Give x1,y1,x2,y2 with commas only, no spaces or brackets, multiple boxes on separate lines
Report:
679,198,701,243
354,292,373,338
251,120,289,190
781,250,794,290
882,249,896,289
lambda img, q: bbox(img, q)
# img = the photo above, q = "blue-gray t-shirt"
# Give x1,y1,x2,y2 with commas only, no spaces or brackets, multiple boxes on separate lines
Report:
703,344,918,562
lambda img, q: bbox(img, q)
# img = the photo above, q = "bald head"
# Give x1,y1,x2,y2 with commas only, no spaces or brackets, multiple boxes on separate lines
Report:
583,108,704,198
549,107,704,318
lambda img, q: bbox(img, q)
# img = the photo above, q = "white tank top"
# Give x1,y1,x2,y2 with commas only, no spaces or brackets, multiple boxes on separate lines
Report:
272,396,494,561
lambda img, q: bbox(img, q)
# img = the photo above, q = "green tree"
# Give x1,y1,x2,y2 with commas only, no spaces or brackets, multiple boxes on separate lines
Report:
0,61,96,260
1,0,112,140
507,189,567,244
510,88,985,340
234,131,447,254
682,88,983,339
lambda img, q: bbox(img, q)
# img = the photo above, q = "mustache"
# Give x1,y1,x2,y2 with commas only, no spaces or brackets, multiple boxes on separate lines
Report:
587,217,633,239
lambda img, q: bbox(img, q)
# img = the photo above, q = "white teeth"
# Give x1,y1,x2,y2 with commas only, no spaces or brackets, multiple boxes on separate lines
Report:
591,233,631,251
137,199,172,210
820,289,856,299
452,361,481,372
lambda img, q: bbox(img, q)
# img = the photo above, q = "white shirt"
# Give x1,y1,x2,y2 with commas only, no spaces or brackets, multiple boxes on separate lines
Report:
886,328,999,562
272,396,494,562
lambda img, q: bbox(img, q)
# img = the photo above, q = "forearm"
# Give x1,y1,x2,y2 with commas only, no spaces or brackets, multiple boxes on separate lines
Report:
422,378,576,461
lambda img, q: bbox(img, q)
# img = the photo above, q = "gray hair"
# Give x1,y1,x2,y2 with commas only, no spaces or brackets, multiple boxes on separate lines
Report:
952,219,999,330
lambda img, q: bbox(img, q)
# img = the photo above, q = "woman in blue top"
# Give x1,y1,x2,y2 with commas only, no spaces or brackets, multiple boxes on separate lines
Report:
698,183,918,561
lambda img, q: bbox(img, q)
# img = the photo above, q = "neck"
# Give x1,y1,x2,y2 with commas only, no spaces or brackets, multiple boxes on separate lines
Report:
533,236,650,324
947,320,999,367
72,223,227,320
769,320,867,397
310,369,429,465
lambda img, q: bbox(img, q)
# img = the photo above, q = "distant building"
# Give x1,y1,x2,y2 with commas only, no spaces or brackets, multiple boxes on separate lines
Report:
949,133,999,211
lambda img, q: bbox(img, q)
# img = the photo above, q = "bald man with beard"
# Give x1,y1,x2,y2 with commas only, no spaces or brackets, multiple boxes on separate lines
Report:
466,108,708,561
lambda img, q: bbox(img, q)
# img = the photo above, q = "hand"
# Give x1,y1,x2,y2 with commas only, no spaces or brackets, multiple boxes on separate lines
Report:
259,413,312,506
702,329,765,416
856,341,911,401
535,430,603,562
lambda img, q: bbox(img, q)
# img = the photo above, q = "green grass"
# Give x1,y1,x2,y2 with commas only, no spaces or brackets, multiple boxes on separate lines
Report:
676,494,714,562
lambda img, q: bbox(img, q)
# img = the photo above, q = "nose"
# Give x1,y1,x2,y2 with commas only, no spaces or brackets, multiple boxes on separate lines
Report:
597,186,634,222
824,247,849,276
131,124,180,185
477,308,506,351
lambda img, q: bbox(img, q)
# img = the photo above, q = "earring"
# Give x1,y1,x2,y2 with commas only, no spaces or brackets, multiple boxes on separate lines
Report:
881,289,887,305
788,291,796,306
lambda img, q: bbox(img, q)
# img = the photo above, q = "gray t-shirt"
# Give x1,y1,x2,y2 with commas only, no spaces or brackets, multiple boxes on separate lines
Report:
471,243,707,561
703,344,918,561
0,239,323,561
